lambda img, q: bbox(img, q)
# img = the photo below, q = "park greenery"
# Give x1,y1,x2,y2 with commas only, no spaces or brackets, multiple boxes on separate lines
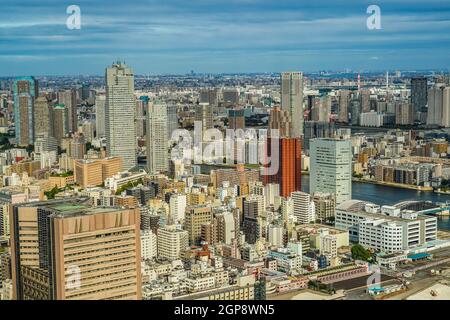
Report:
44,186,65,200
115,178,144,195
50,171,74,178
351,244,372,262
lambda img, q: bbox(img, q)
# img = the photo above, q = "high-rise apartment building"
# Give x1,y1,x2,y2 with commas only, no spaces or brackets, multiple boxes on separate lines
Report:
10,199,141,300
34,96,53,141
57,89,78,134
195,102,213,131
269,106,291,138
281,72,304,138
338,90,350,123
228,109,245,130
52,104,68,145
263,137,301,198
395,102,414,125
292,191,315,224
310,138,352,205
105,62,137,170
146,101,168,174
135,96,148,138
427,84,450,127
14,77,38,146
411,77,428,121
95,94,106,138
359,90,371,113
199,88,219,115
167,102,178,140
311,95,331,122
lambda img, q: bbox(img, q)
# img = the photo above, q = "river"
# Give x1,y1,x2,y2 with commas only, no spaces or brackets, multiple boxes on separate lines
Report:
300,174,450,231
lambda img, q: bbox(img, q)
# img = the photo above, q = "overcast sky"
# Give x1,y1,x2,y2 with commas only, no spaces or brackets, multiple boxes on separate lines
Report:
1,0,449,76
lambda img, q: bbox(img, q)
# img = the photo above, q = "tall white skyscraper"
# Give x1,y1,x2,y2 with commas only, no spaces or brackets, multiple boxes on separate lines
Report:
310,138,352,205
95,94,106,138
281,72,304,138
292,191,315,224
105,62,137,170
146,100,168,173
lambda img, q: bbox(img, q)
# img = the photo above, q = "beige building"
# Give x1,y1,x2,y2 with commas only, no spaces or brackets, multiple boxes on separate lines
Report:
185,205,212,245
10,198,142,300
157,225,189,260
73,157,122,188
308,225,350,250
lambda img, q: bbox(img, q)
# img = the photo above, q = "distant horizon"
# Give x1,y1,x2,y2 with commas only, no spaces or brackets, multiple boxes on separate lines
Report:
1,68,449,79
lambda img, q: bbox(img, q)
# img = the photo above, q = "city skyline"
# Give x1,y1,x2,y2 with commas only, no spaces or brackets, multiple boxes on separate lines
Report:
3,0,450,305
1,0,450,76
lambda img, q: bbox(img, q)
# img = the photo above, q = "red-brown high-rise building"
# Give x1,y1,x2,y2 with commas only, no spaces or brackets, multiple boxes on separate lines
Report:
263,137,301,198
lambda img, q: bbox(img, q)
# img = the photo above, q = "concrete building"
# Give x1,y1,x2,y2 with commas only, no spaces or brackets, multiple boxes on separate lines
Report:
269,106,291,138
292,191,315,224
14,77,38,146
228,109,246,130
395,101,414,125
52,104,68,145
195,103,213,131
141,230,157,260
281,72,304,138
169,193,187,223
185,205,212,245
427,84,450,127
312,192,336,223
411,77,428,121
359,111,384,127
95,94,106,138
335,200,438,252
105,62,137,170
34,96,53,141
263,137,302,198
167,103,178,140
310,138,352,205
267,248,302,274
57,89,78,134
74,157,122,188
10,199,142,300
338,90,350,123
146,101,168,174
157,225,189,260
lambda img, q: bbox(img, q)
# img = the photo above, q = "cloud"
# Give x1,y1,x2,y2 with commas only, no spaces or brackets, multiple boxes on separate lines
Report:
0,0,449,75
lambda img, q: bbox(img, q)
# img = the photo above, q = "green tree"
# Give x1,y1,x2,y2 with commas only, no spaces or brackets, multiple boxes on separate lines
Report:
45,185,61,200
351,244,372,261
